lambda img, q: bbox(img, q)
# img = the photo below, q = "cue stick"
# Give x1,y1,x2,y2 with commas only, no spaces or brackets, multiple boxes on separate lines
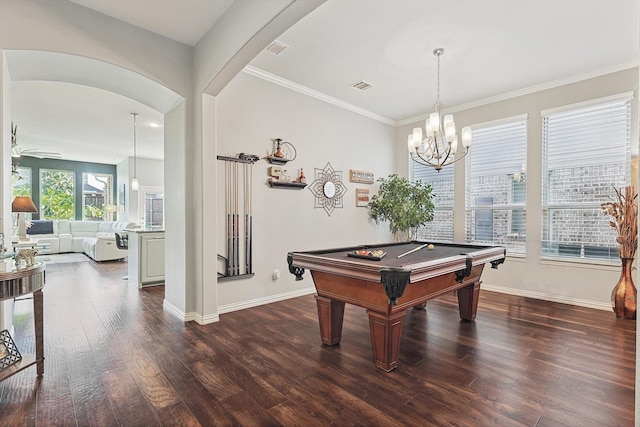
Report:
244,163,249,275
232,161,237,275
234,161,240,276
397,243,429,259
249,162,253,274
230,161,235,276
226,162,231,276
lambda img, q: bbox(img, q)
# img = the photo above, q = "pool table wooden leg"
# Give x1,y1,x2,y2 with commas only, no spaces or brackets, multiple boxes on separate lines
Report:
366,310,406,372
315,296,345,346
457,280,481,321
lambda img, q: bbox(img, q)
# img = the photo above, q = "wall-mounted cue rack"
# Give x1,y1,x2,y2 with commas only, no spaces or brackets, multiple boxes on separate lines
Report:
217,154,258,282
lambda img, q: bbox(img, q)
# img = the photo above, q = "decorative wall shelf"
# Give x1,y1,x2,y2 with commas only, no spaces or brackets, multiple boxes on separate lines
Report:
265,156,290,165
268,181,307,189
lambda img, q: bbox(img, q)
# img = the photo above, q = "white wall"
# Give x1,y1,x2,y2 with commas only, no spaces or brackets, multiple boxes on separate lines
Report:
0,51,12,330
126,157,163,226
164,101,188,316
215,71,394,310
116,156,163,224
396,68,639,309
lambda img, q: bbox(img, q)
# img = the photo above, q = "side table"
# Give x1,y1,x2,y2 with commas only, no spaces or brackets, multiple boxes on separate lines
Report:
13,240,51,254
0,260,45,381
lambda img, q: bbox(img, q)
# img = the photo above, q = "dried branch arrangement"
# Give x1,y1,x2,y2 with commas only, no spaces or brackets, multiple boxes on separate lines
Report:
601,185,638,259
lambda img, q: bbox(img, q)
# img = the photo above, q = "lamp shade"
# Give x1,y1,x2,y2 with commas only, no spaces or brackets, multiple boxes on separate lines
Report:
12,196,38,213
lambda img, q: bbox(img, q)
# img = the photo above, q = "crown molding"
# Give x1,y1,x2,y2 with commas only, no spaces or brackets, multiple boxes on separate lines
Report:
245,61,639,129
397,61,639,127
242,65,396,126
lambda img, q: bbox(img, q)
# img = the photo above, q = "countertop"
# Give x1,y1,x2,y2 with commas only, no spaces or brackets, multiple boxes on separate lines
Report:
124,228,165,233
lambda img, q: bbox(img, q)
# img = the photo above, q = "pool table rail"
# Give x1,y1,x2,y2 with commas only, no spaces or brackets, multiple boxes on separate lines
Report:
287,243,505,288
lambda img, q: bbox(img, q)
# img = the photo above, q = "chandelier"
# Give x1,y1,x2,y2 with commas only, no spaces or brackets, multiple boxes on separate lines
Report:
408,48,471,171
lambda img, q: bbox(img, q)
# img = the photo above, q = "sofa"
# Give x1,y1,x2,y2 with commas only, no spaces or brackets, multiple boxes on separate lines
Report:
27,220,134,261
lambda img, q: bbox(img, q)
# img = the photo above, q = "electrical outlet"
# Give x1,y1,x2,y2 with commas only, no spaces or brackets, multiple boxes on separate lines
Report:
272,269,281,280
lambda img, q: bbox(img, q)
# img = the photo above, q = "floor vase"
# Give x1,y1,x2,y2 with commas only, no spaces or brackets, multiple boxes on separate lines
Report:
612,257,637,319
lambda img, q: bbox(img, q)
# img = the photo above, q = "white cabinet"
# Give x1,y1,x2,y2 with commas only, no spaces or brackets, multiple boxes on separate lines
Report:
127,230,165,288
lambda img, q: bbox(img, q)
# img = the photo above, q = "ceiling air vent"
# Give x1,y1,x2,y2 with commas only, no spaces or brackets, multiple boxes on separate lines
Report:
265,40,289,55
351,80,374,91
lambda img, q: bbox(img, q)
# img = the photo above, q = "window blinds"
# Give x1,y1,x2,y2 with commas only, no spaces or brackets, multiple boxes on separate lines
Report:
541,96,631,259
465,118,527,253
411,159,454,242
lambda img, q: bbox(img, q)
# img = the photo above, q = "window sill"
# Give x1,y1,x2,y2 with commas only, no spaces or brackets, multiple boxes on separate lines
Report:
540,256,622,271
505,252,526,259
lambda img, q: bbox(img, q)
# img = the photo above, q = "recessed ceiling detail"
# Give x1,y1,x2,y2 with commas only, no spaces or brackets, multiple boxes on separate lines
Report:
265,40,289,55
351,81,374,91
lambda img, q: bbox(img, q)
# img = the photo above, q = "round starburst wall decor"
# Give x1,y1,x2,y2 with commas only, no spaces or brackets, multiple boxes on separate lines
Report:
308,162,347,217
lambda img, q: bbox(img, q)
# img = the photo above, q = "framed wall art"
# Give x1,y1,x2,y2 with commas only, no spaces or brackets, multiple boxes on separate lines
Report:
349,169,374,184
309,162,347,217
356,188,370,207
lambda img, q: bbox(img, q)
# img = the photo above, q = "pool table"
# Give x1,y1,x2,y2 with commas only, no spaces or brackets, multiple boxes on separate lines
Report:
287,241,506,371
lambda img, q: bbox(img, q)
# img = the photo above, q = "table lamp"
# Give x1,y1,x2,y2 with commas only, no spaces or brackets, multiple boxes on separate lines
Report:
12,196,38,241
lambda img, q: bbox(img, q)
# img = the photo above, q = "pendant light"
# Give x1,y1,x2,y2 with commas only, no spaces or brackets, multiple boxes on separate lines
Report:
131,113,139,190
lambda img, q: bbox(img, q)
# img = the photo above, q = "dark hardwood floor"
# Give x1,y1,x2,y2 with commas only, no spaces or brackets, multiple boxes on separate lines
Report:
0,258,635,426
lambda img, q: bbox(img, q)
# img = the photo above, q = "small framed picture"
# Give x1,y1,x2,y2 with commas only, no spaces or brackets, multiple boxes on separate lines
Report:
356,188,370,207
349,170,374,184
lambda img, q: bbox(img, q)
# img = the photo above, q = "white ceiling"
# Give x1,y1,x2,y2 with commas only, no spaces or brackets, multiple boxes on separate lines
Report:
250,0,639,122
8,0,640,165
68,0,234,46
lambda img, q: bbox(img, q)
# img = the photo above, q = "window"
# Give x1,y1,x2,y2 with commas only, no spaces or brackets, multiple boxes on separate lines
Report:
542,95,631,260
143,191,164,229
465,116,527,253
12,167,32,198
411,161,453,242
82,172,113,221
40,169,75,220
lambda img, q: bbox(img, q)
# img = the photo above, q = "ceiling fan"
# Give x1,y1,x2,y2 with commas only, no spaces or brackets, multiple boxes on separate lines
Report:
11,122,62,159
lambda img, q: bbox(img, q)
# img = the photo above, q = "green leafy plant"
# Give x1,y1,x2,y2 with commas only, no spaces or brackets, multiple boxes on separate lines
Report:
368,174,435,240
83,204,105,220
40,170,75,219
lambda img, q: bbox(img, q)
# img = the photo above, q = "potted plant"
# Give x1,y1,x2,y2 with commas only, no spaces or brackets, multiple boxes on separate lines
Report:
368,174,434,241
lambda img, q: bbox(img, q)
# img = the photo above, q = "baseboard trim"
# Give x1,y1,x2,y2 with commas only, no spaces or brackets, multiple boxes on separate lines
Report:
218,287,317,315
164,288,318,324
192,312,220,325
482,283,611,311
162,299,189,321
165,285,608,324
162,299,221,325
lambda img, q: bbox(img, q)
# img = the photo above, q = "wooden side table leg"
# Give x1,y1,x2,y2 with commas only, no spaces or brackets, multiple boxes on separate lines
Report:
457,281,480,321
315,296,345,346
33,289,44,376
366,310,406,371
